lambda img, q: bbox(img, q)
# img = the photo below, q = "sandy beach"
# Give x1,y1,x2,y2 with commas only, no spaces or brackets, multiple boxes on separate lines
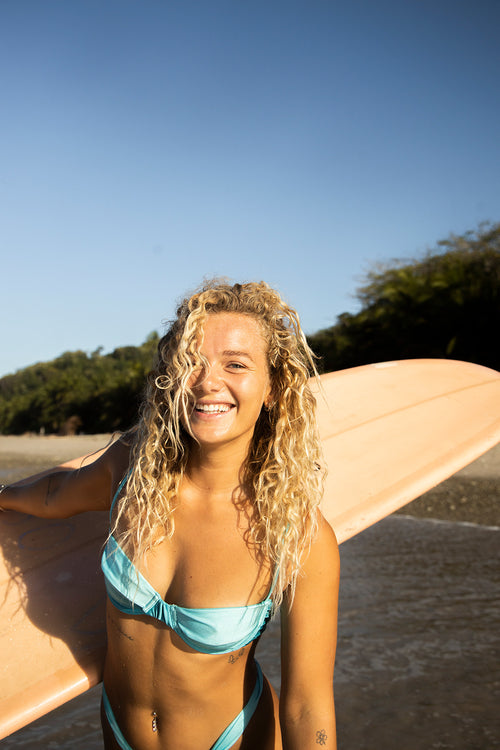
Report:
0,434,499,749
1,432,498,525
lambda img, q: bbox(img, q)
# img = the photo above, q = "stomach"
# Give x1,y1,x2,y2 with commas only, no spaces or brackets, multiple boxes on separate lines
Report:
101,603,279,749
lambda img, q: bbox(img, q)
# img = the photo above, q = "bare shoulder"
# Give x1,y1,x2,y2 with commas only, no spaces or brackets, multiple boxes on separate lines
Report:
283,513,339,625
55,434,132,515
300,513,340,581
61,433,131,473
101,434,133,482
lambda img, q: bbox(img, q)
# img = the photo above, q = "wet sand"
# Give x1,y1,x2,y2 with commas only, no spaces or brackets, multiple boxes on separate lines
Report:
1,436,499,749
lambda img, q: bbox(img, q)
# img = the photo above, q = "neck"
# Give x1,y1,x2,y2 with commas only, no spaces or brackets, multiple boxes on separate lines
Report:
186,441,250,496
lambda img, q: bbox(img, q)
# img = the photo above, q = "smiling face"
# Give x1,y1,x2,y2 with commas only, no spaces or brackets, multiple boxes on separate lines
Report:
186,312,272,455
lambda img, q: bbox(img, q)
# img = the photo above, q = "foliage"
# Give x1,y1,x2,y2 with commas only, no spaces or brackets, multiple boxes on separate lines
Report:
2,223,499,434
0,332,159,435
308,222,500,373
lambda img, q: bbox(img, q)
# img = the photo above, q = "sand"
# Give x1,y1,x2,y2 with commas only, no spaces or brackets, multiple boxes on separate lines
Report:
1,433,498,525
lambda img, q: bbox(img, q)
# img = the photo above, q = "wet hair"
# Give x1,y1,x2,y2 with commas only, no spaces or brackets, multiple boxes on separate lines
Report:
113,279,325,609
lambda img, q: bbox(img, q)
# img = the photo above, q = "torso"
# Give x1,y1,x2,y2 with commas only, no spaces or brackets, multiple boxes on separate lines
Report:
101,442,280,749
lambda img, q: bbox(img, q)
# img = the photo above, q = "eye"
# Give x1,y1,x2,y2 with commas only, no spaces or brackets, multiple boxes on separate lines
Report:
227,362,246,370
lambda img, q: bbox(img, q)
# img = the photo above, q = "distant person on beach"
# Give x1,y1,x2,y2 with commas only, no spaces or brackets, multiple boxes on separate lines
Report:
0,280,339,750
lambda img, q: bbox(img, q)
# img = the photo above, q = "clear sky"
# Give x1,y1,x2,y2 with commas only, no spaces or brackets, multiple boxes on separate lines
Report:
1,0,499,377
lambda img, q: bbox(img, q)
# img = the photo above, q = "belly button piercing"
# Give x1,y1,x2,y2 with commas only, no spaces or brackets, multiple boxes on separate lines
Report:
152,711,158,732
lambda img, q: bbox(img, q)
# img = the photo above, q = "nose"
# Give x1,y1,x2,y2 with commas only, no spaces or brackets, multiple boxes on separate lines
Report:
195,364,223,392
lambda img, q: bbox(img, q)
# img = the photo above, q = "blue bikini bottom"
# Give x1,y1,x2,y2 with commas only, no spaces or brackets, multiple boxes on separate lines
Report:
102,660,264,750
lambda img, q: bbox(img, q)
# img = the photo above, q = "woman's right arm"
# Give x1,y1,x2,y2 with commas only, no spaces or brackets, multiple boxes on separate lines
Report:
0,438,127,519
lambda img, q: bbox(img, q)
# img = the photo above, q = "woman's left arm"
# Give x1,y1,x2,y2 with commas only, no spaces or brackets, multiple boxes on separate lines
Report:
280,515,340,750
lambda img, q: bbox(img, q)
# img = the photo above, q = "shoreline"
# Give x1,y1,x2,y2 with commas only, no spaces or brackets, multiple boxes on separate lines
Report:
1,433,498,527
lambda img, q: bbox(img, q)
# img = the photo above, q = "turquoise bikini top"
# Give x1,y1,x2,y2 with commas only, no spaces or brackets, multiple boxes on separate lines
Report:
101,476,277,655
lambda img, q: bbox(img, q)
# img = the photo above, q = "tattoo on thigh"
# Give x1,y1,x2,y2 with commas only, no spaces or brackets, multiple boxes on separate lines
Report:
316,728,328,745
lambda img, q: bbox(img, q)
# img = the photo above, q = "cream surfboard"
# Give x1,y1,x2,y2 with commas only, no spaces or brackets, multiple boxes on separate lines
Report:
1,358,499,739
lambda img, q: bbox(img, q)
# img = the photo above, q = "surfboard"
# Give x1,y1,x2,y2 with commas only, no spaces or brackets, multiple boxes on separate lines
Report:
315,359,500,541
0,358,499,739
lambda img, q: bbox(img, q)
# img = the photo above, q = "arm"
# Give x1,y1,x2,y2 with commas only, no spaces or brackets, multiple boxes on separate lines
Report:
0,437,128,518
280,516,340,750
5,437,118,486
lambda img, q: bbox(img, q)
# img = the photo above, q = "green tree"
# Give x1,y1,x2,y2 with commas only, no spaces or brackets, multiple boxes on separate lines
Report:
309,223,500,372
0,332,160,435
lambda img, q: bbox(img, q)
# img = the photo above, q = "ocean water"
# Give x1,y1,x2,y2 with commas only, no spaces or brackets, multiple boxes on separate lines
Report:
2,516,499,749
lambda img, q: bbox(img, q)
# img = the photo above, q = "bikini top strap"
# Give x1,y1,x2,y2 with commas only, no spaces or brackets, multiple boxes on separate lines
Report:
110,471,131,520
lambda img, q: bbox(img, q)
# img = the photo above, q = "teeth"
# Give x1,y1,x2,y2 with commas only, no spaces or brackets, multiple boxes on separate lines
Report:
196,403,231,413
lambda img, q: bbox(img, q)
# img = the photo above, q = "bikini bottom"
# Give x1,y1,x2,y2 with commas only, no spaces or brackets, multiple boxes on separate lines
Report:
102,660,264,750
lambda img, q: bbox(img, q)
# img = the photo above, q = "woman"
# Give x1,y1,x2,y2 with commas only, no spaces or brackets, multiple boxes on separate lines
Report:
0,280,339,749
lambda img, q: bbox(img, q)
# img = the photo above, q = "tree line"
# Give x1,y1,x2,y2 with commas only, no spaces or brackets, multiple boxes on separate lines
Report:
0,333,159,435
1,223,498,435
308,222,499,374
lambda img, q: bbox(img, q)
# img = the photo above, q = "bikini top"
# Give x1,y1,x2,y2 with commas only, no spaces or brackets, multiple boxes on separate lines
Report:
101,475,278,655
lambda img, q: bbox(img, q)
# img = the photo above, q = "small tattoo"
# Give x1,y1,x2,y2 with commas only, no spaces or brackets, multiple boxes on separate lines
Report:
152,711,158,732
228,648,245,664
107,613,134,641
316,729,327,745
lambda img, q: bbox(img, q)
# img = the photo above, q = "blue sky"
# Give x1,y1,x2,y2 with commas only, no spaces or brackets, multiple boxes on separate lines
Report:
1,0,499,377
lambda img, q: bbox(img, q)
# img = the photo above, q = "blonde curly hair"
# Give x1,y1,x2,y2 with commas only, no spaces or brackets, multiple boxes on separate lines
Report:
113,279,325,609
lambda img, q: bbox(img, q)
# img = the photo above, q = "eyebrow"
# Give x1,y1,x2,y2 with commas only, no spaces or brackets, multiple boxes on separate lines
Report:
222,350,255,362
